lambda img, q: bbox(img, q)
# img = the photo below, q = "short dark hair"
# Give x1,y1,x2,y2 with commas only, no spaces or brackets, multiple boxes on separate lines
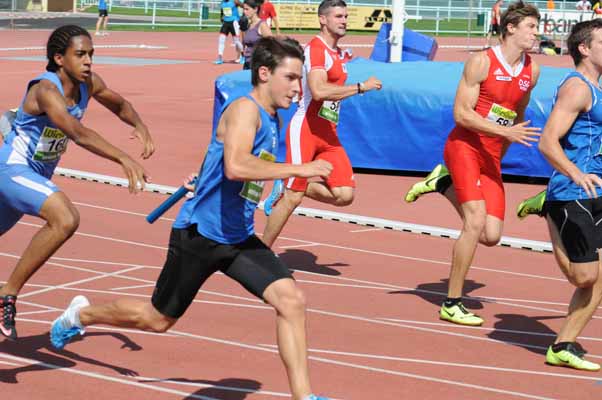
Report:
500,1,540,38
318,0,347,16
568,18,602,66
244,0,261,10
251,37,304,86
46,25,91,72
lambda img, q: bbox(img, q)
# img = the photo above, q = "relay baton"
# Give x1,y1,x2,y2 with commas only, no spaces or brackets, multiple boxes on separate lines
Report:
146,178,196,224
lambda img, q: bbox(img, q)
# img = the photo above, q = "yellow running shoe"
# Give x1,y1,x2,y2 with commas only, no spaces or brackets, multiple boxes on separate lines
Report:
546,343,601,371
439,302,484,326
516,190,546,219
404,164,450,203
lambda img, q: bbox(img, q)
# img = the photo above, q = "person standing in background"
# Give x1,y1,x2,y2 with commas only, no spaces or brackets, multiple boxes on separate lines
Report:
95,0,109,36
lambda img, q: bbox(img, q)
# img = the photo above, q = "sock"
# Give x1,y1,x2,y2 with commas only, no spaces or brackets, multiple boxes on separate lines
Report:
218,34,226,57
435,175,452,194
233,37,243,53
552,342,572,353
66,305,84,330
443,297,461,307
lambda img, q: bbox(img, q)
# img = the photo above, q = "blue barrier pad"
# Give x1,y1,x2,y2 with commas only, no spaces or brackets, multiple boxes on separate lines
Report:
370,23,438,62
213,59,571,178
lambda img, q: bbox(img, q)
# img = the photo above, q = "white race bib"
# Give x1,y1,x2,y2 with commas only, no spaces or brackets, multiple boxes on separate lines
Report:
223,7,232,17
239,149,276,203
33,126,69,162
487,103,517,127
318,100,341,124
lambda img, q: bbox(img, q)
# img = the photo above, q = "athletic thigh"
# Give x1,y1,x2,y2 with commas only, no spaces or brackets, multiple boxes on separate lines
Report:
316,138,355,189
479,169,505,220
444,140,483,204
0,164,59,231
545,199,602,264
222,235,293,299
151,226,237,318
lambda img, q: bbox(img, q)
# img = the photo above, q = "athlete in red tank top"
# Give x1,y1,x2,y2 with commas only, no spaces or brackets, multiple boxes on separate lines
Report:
404,1,542,327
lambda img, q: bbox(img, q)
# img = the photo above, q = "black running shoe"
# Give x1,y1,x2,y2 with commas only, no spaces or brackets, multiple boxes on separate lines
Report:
0,295,17,340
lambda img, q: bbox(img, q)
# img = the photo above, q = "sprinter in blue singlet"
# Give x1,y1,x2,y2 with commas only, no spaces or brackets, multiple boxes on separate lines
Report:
52,37,333,400
0,25,154,340
538,19,602,372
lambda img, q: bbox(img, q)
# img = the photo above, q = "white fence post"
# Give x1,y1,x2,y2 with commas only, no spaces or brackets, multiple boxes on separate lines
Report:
152,1,157,28
447,0,451,21
389,0,405,62
436,8,440,35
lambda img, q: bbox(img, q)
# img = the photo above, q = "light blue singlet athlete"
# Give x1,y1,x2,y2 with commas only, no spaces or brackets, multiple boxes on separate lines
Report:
174,94,279,244
221,0,240,23
547,71,602,201
0,71,89,233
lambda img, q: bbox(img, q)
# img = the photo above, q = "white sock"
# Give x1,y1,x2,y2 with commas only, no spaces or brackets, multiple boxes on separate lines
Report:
233,37,243,53
218,34,226,56
65,304,84,330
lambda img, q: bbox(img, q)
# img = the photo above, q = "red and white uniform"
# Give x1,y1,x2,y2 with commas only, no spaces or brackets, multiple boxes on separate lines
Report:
286,35,354,192
258,0,277,27
444,46,533,220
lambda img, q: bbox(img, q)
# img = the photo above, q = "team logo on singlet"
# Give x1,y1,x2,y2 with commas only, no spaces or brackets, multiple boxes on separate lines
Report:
493,68,503,76
519,79,531,92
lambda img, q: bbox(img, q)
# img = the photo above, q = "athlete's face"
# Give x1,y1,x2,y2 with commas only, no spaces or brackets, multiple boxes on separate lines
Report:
265,57,302,109
580,28,602,68
243,4,258,19
507,16,539,50
55,35,94,83
320,6,348,38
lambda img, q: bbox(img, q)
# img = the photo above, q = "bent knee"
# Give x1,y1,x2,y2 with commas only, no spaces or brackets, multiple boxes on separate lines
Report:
480,234,501,247
333,193,354,207
54,208,80,237
283,190,304,208
274,287,307,317
138,308,176,333
572,272,599,288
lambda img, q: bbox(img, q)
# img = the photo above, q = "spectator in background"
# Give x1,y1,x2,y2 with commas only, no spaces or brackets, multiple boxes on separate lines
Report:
486,0,503,48
242,0,272,70
547,0,555,9
593,1,602,14
259,0,280,35
576,0,592,11
95,0,109,36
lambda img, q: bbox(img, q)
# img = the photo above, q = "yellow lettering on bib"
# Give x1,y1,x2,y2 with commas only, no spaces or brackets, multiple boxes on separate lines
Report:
487,103,517,127
33,126,69,162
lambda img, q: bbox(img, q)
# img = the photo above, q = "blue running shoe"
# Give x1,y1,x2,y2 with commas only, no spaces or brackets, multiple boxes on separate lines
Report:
213,58,224,65
263,179,284,216
50,295,89,350
239,56,245,65
307,395,331,400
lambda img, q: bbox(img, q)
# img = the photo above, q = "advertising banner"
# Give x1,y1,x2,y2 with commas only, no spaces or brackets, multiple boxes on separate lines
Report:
274,4,394,31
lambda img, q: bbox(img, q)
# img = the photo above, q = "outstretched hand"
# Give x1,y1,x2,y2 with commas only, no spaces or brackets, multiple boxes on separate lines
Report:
129,125,155,159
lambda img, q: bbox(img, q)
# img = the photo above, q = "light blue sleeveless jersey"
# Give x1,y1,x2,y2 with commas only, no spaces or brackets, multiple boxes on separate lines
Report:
0,71,89,179
174,94,279,244
221,0,240,22
547,71,602,201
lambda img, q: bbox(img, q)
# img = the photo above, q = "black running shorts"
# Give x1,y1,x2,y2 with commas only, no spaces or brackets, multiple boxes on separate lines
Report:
489,23,500,35
151,226,293,318
99,9,108,17
545,198,602,263
220,20,240,36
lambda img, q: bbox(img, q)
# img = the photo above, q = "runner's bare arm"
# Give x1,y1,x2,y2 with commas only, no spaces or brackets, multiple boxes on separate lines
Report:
307,69,381,102
454,52,540,145
539,77,602,196
222,99,332,181
90,72,155,159
34,81,149,193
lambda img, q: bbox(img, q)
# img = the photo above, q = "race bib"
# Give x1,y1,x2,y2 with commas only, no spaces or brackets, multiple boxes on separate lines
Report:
487,103,517,127
223,7,232,17
239,149,276,203
33,126,68,162
318,100,341,124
